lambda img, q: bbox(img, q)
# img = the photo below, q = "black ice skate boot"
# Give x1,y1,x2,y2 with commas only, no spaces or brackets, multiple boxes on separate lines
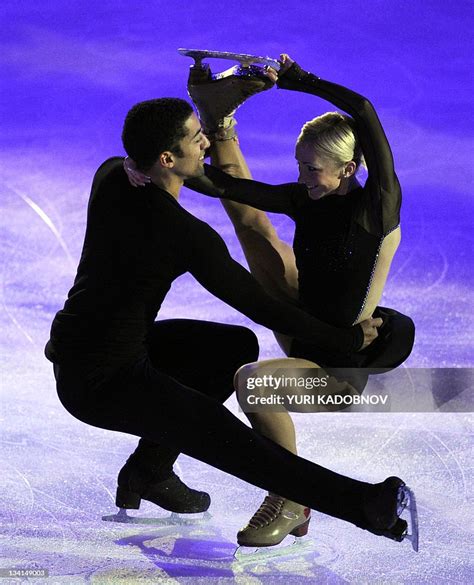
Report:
363,476,419,551
115,439,210,514
187,62,274,139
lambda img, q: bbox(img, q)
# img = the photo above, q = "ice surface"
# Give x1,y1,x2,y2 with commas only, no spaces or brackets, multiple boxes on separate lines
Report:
1,1,473,583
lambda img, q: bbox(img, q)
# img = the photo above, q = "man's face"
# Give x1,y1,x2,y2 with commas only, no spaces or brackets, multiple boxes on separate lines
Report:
172,113,210,179
295,142,343,199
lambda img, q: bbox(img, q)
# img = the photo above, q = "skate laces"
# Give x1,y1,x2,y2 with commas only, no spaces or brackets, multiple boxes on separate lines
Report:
248,495,285,529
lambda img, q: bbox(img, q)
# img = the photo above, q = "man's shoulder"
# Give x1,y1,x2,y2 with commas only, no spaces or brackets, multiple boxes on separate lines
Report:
89,157,134,208
93,157,125,186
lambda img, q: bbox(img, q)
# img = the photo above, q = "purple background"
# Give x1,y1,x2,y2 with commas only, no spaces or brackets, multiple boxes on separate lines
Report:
1,1,473,582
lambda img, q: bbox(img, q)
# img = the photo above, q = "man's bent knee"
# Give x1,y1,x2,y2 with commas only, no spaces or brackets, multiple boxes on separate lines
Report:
234,327,259,366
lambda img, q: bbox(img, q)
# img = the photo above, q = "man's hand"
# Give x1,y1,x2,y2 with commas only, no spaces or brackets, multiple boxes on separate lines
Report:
359,317,383,350
123,157,151,188
263,65,278,83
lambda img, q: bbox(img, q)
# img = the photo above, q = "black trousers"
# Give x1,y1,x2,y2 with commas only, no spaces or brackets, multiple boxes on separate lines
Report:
51,318,375,529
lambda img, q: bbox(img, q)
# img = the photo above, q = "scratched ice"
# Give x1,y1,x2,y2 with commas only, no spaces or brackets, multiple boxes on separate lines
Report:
1,1,473,583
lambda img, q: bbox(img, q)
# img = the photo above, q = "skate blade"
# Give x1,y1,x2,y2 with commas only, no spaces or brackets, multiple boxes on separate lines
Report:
101,508,212,526
178,48,280,71
233,535,312,565
400,486,419,552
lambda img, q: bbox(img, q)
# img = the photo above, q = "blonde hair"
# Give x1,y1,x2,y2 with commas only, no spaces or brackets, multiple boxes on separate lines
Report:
297,112,367,170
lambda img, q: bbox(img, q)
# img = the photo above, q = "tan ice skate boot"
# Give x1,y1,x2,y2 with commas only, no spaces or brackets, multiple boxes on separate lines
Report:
186,61,274,139
237,495,311,547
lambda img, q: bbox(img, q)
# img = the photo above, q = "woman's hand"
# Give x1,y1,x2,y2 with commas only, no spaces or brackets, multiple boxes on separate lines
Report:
359,317,383,350
123,157,151,188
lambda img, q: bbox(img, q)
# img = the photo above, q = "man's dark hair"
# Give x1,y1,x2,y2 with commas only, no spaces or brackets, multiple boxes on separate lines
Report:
122,98,194,170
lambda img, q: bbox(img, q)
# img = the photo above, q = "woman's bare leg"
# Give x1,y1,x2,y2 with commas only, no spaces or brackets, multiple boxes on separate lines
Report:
210,134,298,358
234,356,324,455
210,137,299,302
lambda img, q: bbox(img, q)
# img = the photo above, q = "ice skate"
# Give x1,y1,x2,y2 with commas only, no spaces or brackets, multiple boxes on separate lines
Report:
115,465,210,514
364,476,419,551
179,48,276,135
102,464,211,526
235,495,310,552
110,441,211,519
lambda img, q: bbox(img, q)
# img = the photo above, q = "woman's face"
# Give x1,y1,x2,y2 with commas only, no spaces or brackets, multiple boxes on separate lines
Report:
295,142,343,199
